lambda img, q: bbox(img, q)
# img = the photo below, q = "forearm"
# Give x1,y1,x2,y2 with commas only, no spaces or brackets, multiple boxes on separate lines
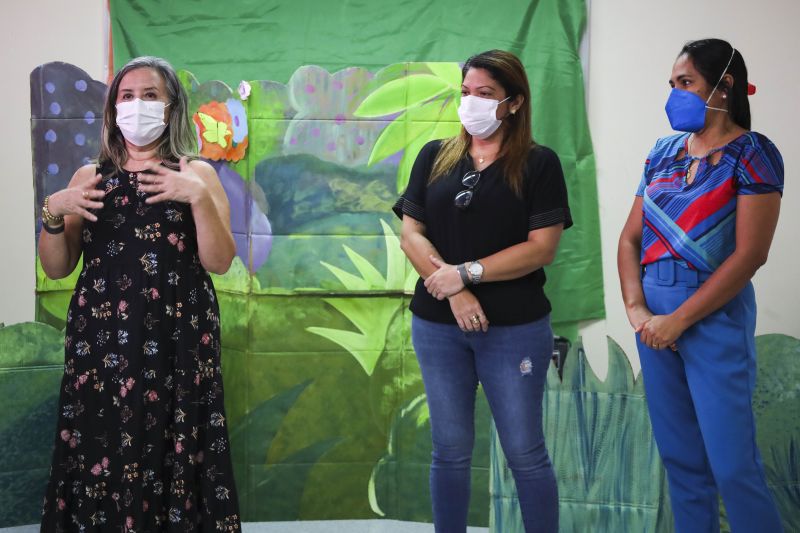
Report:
400,230,441,280
478,239,557,282
617,237,647,311
38,223,81,279
192,196,236,275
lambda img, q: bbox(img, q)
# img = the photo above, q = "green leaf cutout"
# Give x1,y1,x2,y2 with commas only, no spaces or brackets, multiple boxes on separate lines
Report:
354,74,451,118
426,62,462,89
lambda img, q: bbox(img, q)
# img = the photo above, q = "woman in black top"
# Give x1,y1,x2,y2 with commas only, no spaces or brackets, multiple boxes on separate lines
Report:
394,49,571,533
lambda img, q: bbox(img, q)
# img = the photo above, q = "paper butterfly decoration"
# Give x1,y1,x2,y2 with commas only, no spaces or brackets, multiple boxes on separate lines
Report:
197,112,230,148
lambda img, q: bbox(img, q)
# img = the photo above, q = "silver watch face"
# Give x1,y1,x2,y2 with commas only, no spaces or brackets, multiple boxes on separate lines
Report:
468,262,483,277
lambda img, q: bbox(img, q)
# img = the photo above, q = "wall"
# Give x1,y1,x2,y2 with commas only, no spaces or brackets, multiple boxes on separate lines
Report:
0,1,105,326
581,0,800,376
2,0,799,377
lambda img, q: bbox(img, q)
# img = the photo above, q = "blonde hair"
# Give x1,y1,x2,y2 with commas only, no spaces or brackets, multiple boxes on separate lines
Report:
98,56,196,173
430,50,534,197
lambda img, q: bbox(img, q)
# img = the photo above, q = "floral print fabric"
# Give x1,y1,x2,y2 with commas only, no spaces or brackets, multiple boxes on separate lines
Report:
41,166,241,532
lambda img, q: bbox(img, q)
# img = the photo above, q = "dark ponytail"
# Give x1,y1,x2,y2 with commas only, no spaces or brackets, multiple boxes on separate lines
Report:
680,39,751,130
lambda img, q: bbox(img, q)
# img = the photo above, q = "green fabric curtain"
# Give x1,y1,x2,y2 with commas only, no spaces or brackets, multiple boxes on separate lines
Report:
109,0,604,525
111,0,604,327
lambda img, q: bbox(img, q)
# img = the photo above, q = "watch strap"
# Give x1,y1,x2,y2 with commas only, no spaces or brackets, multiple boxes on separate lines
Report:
457,263,470,285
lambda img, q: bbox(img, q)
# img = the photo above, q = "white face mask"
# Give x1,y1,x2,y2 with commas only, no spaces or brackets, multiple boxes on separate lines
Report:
457,95,510,139
115,98,169,146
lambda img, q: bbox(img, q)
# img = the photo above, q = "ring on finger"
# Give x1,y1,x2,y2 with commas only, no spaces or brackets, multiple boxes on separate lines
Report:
470,315,480,325
82,191,89,199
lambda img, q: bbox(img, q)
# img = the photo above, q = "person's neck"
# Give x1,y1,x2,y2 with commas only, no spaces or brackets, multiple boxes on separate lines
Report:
470,131,504,158
124,143,161,170
690,116,744,155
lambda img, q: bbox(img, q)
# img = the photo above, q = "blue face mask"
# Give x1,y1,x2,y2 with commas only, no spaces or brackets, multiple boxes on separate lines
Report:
664,47,736,132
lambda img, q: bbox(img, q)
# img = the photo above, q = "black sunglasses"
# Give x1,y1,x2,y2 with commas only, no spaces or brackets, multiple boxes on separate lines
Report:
454,170,481,209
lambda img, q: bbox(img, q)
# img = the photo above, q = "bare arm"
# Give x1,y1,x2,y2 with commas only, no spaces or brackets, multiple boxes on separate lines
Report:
38,165,106,279
478,224,564,282
639,192,781,347
617,196,653,329
139,157,236,274
399,214,488,332
399,215,440,280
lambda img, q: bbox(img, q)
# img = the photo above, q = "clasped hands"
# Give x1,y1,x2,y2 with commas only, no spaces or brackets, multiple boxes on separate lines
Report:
424,255,488,332
628,305,684,351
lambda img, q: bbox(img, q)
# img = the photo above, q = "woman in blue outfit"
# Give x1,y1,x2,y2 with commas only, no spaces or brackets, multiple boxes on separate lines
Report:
618,39,784,532
394,49,571,533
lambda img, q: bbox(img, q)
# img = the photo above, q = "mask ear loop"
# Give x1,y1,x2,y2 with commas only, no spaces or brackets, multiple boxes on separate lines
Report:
705,46,736,111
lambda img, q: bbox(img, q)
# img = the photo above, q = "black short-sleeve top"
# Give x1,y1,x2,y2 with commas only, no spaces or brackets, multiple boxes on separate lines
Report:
393,140,572,325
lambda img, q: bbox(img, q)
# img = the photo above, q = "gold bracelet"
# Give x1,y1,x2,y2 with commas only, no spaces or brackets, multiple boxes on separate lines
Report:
42,195,64,226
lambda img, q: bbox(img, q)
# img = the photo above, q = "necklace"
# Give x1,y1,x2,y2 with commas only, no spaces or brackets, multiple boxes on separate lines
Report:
474,149,499,166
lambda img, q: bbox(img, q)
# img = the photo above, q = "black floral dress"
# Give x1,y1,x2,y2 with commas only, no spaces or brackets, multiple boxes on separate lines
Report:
41,165,241,532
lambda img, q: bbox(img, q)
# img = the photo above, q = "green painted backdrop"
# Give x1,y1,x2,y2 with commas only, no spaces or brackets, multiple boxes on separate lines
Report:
105,0,604,524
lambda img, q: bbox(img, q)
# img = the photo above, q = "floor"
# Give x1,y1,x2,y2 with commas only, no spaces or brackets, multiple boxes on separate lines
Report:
1,521,489,532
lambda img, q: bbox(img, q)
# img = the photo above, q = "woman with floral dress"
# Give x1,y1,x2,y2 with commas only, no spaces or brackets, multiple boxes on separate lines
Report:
38,56,241,531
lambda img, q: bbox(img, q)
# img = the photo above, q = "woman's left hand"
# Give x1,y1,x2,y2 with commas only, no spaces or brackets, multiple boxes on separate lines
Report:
638,314,685,351
138,156,209,205
423,256,465,300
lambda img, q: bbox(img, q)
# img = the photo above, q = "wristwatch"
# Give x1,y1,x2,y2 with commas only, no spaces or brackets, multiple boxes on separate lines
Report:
467,260,484,284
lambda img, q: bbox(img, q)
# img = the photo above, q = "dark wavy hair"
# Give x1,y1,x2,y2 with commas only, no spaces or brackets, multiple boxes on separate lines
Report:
679,39,751,130
98,56,196,173
429,49,534,197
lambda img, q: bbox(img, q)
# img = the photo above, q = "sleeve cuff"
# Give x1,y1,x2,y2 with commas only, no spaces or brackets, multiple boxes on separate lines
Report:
392,197,425,222
528,207,573,231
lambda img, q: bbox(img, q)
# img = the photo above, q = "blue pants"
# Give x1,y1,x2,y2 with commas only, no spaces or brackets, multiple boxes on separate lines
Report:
412,314,558,533
637,260,783,533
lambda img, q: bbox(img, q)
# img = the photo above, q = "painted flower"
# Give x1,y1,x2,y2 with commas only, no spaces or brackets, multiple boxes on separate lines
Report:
226,98,248,144
147,390,158,402
60,429,71,441
175,441,183,454
237,80,251,100
91,463,102,476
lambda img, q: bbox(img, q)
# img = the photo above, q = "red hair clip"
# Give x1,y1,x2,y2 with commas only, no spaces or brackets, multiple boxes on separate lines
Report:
747,83,757,96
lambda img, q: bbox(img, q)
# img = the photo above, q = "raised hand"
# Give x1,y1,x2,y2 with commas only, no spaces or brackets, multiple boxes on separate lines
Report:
137,156,209,205
47,173,106,222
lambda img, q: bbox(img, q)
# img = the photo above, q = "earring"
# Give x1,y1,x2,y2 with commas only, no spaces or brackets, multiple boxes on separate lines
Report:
510,109,516,115
722,93,727,99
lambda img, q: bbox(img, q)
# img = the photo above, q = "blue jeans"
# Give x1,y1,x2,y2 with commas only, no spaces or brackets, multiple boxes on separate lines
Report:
412,314,558,533
638,260,783,533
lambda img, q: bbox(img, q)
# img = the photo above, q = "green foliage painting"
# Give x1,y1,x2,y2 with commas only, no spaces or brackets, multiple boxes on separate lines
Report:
490,335,800,533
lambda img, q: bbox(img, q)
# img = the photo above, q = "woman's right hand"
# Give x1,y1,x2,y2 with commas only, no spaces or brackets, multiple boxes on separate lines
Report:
47,173,106,222
448,290,489,332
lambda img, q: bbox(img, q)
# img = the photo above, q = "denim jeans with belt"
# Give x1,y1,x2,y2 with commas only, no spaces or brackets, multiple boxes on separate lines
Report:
638,259,783,533
411,314,558,533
